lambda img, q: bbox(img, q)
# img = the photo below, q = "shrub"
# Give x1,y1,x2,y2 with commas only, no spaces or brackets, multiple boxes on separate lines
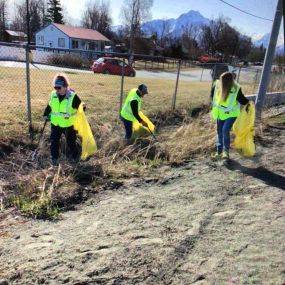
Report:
46,53,92,69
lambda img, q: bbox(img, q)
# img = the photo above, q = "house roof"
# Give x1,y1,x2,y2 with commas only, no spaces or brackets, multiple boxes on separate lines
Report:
5,30,27,37
53,23,110,42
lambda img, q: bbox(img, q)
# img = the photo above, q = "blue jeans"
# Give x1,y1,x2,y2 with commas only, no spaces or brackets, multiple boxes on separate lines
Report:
121,116,133,140
216,117,236,154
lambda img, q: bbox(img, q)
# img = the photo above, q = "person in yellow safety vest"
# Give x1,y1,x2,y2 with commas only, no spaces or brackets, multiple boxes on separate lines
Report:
43,74,83,166
120,84,149,141
211,71,251,160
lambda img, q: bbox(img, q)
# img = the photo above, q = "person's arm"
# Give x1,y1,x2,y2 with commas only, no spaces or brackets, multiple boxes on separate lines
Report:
43,105,51,117
236,88,249,106
72,94,82,109
130,100,143,122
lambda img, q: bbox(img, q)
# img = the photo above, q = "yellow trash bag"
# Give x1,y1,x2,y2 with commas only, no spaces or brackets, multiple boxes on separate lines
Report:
73,104,97,160
233,103,255,157
132,112,155,140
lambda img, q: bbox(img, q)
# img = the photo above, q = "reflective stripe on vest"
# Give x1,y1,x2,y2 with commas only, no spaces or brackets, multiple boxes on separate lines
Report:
212,81,241,120
120,89,141,122
49,90,77,127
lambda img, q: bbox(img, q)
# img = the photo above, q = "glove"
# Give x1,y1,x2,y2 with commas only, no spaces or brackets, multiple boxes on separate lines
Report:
245,101,253,112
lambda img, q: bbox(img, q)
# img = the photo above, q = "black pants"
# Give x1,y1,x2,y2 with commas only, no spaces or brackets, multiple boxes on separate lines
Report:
50,124,79,160
121,116,133,140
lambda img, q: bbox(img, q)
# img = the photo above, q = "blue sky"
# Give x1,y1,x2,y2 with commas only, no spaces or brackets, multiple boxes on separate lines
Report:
62,0,278,39
9,0,277,38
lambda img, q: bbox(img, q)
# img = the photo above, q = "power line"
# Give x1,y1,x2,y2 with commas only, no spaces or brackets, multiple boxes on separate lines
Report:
218,0,273,22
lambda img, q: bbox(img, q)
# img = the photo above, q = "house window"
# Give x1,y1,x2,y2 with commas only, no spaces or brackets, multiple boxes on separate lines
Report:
58,38,65,48
88,42,95,50
72,40,78,49
38,35,44,45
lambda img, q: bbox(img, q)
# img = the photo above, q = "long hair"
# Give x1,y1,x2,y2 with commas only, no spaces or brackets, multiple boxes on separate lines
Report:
53,73,70,87
220,72,234,102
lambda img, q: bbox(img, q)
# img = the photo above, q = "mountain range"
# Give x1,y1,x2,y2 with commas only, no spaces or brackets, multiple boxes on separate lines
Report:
254,33,284,54
111,10,283,53
141,10,210,38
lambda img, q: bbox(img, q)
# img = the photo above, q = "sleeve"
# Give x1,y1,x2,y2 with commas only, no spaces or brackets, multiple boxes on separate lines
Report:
130,100,143,122
43,105,51,116
236,88,249,105
72,94,82,109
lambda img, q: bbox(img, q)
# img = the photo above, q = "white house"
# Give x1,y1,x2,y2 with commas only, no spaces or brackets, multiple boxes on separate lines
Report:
35,23,111,52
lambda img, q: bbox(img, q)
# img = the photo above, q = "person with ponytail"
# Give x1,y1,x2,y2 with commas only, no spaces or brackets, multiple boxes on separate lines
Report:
211,71,250,160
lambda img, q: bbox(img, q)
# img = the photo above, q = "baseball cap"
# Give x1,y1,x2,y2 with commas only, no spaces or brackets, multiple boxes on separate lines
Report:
138,84,148,95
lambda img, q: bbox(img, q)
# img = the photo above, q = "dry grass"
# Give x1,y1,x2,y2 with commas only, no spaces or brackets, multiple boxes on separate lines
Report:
0,66,213,140
0,65,279,218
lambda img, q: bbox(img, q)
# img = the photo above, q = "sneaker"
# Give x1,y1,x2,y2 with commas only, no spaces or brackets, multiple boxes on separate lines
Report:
211,152,221,160
222,151,229,160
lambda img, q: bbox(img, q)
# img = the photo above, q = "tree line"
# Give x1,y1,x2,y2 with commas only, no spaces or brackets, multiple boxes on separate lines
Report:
0,0,265,62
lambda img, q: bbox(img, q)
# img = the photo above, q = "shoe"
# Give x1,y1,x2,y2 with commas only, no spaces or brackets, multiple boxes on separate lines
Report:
211,152,221,160
222,151,229,160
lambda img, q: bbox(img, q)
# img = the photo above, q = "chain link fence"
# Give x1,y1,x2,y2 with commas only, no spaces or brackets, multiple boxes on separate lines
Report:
0,42,284,139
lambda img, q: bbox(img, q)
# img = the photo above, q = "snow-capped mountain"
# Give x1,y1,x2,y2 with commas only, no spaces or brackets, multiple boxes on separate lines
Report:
141,10,210,38
254,33,284,54
254,33,284,48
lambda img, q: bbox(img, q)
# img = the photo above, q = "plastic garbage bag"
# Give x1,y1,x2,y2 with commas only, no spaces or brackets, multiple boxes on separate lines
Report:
74,104,97,160
233,102,255,157
132,112,155,140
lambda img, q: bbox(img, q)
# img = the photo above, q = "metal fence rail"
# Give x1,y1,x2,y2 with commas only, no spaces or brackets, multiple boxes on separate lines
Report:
0,42,283,139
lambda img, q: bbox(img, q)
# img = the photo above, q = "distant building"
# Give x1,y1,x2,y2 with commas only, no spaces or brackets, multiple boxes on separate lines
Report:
4,30,27,43
35,23,111,52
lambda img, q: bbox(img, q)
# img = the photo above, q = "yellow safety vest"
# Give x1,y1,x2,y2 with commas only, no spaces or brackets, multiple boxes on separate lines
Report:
120,88,142,122
49,90,77,128
212,80,241,120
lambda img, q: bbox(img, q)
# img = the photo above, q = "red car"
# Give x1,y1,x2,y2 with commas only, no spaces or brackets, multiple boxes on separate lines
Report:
91,57,136,77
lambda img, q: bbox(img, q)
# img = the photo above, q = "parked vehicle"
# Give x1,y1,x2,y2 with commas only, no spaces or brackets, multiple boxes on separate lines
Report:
210,64,237,80
236,60,248,67
254,61,263,66
91,57,136,77
199,54,220,63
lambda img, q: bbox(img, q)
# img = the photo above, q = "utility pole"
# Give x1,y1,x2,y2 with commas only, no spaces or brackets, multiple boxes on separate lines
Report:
283,0,285,53
255,0,283,120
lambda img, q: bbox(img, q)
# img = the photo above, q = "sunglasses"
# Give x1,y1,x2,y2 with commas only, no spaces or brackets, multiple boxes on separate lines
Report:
54,86,62,90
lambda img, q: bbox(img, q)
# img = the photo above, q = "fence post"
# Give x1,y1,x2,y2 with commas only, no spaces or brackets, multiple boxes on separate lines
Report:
172,60,181,110
25,44,32,135
119,58,125,113
253,69,260,94
200,65,205,82
237,66,242,82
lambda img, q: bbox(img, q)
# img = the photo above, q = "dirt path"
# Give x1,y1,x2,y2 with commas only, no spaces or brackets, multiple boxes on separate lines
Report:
1,124,285,285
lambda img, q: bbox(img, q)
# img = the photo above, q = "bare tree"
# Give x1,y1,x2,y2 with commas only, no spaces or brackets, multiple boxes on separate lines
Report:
120,0,153,55
181,23,200,59
0,0,7,41
200,16,252,62
11,0,47,41
81,0,112,36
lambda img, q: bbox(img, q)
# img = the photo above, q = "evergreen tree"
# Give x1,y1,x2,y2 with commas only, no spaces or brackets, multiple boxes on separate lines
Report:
45,0,64,24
